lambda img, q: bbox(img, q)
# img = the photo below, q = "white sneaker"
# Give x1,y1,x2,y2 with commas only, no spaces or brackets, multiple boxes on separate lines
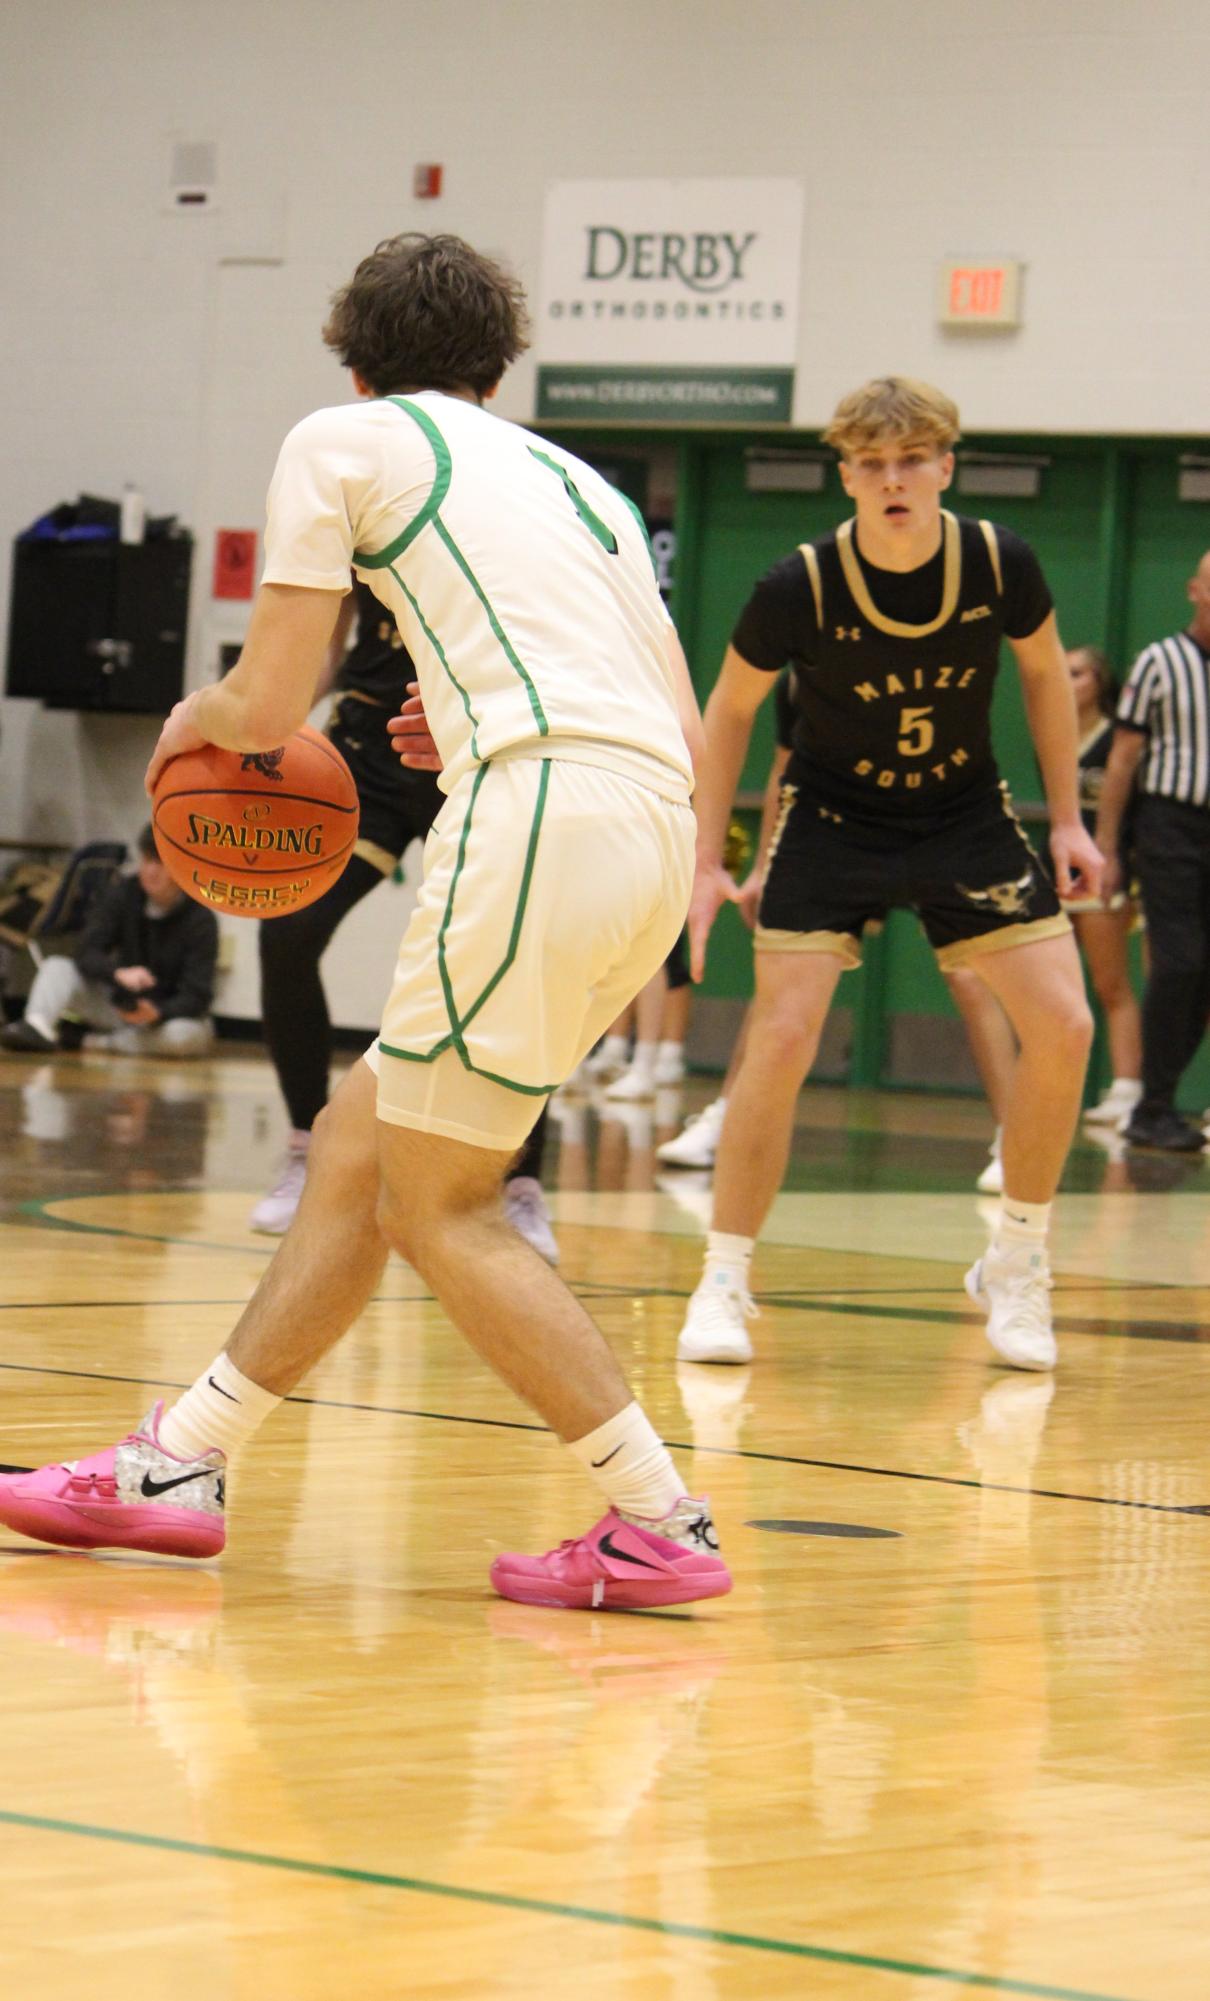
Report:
657,1098,726,1169
975,1131,1003,1195
965,1242,1056,1372
603,1063,656,1101
676,1273,758,1365
1084,1079,1143,1128
503,1176,559,1264
248,1140,310,1234
582,1039,630,1084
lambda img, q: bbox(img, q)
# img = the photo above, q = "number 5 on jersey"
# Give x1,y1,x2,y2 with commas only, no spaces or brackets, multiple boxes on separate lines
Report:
898,706,935,757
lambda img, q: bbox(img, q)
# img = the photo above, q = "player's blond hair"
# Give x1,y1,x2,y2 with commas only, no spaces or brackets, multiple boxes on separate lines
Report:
822,377,961,457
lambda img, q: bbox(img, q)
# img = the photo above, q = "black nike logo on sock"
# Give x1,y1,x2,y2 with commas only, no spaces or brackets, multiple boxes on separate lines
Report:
597,1529,663,1570
208,1376,239,1403
590,1443,624,1468
140,1469,218,1500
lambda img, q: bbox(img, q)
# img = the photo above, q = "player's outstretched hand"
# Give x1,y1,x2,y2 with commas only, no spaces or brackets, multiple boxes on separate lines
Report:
736,867,766,933
388,683,442,771
144,696,208,797
688,860,741,983
1051,821,1104,903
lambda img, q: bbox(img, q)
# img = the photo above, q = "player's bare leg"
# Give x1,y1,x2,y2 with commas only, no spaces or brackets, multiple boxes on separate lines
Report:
372,1117,729,1608
677,950,845,1363
962,932,1094,1372
375,1121,632,1438
0,1060,391,1557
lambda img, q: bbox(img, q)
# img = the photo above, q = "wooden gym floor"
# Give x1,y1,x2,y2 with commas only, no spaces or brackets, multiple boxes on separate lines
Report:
1,1044,1209,2000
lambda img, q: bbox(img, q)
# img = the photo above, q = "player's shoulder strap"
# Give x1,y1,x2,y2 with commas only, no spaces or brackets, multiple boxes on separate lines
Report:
977,519,1003,597
797,542,824,628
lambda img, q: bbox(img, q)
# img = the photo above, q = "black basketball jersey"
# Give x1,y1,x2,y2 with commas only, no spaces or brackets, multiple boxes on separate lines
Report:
794,512,1008,815
336,579,417,707
734,512,1052,822
1079,714,1136,857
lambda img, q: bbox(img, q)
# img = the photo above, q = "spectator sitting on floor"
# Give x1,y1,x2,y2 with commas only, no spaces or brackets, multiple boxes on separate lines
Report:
0,825,218,1058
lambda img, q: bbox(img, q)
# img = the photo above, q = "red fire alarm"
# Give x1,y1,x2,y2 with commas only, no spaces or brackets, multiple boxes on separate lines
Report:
413,163,443,200
213,529,257,601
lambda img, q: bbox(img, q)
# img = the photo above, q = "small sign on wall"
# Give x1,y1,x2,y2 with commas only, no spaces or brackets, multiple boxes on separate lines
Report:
213,529,257,600
938,261,1023,329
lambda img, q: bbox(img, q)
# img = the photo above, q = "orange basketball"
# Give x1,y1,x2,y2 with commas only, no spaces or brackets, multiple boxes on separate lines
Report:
151,725,360,918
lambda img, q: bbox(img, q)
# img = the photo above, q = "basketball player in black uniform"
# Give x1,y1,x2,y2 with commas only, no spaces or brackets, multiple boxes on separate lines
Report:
250,579,556,1260
679,377,1102,1372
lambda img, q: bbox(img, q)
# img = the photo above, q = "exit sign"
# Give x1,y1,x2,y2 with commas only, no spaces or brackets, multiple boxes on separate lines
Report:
938,260,1023,329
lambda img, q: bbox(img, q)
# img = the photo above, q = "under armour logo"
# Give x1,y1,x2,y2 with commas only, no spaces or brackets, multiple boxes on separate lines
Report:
835,625,861,642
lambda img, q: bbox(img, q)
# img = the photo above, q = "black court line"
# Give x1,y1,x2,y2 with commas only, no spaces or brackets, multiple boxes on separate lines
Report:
2,1286,1206,1348
0,1357,1205,1516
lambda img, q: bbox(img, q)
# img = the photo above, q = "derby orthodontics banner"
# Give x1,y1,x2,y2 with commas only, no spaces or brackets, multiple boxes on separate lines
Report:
535,179,804,425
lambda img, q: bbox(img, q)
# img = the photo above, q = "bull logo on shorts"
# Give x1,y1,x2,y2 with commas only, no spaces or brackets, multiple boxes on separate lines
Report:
956,868,1035,918
241,747,285,781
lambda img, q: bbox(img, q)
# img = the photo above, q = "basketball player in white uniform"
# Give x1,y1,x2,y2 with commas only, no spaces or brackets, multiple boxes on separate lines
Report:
0,235,731,1612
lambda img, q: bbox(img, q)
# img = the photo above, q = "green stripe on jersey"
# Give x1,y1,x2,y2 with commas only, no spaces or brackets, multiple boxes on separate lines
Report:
354,397,452,568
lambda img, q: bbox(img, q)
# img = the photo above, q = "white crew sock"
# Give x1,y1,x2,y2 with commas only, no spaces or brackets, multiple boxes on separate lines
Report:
996,1197,1051,1253
568,1400,687,1520
25,1010,57,1041
597,1034,629,1067
157,1352,282,1462
626,1040,657,1081
704,1229,754,1292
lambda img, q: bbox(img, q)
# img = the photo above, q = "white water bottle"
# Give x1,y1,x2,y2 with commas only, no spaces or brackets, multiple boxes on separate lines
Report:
119,483,146,545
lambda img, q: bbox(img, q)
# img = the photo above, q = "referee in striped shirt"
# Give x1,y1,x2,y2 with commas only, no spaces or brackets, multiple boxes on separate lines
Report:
1096,551,1210,1150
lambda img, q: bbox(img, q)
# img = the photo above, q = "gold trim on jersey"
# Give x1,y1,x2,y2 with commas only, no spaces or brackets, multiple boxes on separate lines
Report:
835,511,961,639
754,924,863,968
934,912,1072,969
978,519,1002,595
798,544,823,628
354,837,398,877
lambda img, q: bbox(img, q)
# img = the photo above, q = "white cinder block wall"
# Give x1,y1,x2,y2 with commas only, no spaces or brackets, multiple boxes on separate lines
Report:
2,0,1207,1014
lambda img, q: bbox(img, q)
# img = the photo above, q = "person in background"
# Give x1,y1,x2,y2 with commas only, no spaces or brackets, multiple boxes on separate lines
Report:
248,580,556,1262
0,824,217,1057
1063,645,1143,1131
1096,554,1210,1152
680,376,1099,1375
657,666,1022,1197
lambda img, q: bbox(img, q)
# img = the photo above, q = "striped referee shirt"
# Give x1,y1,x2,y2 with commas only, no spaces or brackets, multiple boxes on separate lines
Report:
1116,632,1210,806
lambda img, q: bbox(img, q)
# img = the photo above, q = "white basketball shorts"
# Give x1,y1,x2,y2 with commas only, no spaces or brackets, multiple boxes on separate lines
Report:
364,753,694,1149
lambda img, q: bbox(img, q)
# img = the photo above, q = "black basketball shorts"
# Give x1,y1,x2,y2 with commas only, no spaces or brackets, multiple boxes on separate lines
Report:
326,694,444,874
756,781,1069,970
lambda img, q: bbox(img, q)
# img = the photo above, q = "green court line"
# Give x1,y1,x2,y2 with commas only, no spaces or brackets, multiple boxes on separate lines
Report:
0,1809,1139,2001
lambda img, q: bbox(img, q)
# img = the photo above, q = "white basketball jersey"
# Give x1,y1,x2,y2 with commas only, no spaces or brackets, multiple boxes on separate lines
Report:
263,393,691,801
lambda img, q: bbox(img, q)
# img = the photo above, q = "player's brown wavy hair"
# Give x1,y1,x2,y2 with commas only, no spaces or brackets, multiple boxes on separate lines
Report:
323,234,531,399
823,377,961,457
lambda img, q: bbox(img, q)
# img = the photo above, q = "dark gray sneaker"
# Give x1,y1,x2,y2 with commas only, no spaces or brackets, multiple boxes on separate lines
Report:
0,1020,56,1054
1123,1105,1206,1153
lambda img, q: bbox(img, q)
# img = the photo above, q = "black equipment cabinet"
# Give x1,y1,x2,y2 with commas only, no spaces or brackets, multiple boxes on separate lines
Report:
4,535,193,714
